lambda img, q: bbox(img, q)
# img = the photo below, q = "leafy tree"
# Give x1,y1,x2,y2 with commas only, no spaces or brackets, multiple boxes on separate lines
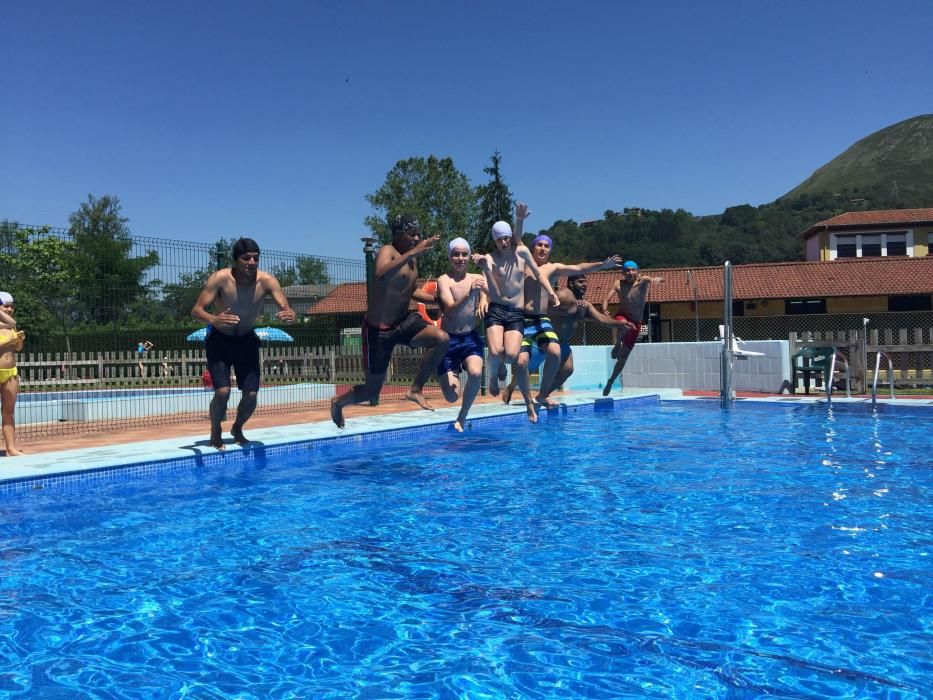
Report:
475,150,515,252
270,255,331,287
68,194,159,326
365,156,479,278
161,238,236,321
0,226,81,350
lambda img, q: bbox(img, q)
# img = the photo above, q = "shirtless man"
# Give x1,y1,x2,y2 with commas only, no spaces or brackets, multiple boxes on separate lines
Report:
436,237,488,432
0,291,26,456
601,260,664,395
191,237,296,449
516,231,621,407
329,215,449,428
471,203,558,423
528,275,635,399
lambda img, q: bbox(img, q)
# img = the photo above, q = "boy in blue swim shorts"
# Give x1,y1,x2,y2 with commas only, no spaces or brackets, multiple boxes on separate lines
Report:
436,237,488,432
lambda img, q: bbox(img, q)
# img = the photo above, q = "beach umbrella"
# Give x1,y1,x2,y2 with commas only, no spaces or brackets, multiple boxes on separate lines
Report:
254,327,294,342
185,327,294,342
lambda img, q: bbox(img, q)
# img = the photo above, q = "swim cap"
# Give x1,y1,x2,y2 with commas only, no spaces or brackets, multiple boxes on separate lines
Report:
232,237,260,260
391,214,420,236
448,237,470,256
623,260,639,270
531,234,553,250
0,292,13,305
491,221,512,240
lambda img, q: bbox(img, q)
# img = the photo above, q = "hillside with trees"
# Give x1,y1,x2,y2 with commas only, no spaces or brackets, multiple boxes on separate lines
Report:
366,115,933,271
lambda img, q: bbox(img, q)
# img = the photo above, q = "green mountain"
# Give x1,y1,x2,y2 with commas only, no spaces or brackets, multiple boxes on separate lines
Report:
782,114,933,203
539,115,933,268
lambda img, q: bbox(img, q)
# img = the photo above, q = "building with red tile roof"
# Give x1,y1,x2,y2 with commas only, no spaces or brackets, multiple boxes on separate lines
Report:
799,208,933,261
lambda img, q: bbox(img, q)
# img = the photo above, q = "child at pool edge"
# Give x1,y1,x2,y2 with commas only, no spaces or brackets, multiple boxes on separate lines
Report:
0,291,26,456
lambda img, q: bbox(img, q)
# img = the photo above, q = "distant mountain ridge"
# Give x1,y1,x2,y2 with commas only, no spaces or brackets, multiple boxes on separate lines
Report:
782,115,933,202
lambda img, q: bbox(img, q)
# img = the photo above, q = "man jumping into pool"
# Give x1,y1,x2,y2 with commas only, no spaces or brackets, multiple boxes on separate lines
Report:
601,260,663,396
191,237,296,450
329,215,449,428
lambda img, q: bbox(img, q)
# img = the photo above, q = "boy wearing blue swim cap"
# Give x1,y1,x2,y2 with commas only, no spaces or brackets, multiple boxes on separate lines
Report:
601,260,664,396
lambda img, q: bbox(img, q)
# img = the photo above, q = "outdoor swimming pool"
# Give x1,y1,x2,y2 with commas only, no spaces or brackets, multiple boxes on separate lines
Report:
1,400,930,697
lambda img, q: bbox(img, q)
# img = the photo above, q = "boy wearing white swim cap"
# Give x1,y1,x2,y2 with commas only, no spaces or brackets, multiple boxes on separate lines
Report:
436,237,488,432
470,202,559,424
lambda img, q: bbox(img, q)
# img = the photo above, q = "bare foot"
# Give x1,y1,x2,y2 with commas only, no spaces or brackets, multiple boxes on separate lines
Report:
488,374,500,397
525,401,538,424
602,383,612,397
405,389,434,411
231,425,249,444
535,394,559,408
453,419,464,433
502,382,514,404
330,397,345,429
4,448,25,457
210,426,225,450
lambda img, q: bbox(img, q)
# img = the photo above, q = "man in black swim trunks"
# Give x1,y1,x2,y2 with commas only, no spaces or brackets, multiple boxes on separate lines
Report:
329,215,449,428
191,237,296,450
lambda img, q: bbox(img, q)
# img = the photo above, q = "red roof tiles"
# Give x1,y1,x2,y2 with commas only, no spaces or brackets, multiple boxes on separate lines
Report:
800,208,933,239
306,257,933,313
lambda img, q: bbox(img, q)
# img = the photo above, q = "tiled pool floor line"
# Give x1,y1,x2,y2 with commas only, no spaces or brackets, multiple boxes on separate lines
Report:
1,388,928,491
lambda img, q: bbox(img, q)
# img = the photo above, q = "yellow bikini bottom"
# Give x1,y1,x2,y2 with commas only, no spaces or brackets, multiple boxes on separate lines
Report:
0,366,18,384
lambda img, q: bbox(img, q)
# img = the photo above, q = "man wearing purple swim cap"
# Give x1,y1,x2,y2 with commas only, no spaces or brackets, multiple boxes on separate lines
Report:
510,226,622,408
602,261,664,396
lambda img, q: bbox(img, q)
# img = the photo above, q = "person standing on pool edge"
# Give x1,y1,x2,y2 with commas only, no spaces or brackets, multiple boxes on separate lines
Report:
601,260,663,395
0,291,26,456
191,237,296,450
329,215,449,429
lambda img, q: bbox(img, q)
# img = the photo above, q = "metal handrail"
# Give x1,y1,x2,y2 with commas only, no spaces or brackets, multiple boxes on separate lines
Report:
872,351,895,405
826,351,851,404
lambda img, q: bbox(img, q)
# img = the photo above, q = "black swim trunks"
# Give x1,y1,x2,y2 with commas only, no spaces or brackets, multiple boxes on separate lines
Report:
205,327,261,393
363,312,429,375
484,302,525,333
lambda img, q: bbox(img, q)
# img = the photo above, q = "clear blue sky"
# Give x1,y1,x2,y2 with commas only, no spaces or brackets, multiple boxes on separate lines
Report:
3,0,931,261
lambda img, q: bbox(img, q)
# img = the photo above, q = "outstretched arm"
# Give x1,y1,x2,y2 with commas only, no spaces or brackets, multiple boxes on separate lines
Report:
585,301,635,329
549,255,623,278
374,236,440,279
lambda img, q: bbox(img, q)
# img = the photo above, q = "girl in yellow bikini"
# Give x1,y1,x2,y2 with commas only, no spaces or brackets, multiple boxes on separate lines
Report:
0,291,25,456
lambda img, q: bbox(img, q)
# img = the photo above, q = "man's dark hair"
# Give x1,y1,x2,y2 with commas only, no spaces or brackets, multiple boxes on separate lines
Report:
568,274,586,283
232,237,261,260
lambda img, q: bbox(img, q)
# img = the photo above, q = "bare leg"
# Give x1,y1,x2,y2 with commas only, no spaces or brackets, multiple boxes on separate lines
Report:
514,364,537,424
439,371,461,404
1,378,24,456
231,390,257,443
209,386,231,449
454,356,484,432
330,372,387,428
502,372,517,405
535,344,562,408
603,345,634,396
406,328,449,411
485,326,505,396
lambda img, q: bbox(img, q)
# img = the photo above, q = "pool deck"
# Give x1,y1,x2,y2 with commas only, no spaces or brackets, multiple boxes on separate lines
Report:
1,388,928,486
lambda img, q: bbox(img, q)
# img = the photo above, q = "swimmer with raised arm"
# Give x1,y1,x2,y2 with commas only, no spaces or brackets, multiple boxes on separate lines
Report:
436,237,488,432
514,230,621,407
601,260,664,395
329,215,449,428
471,203,558,423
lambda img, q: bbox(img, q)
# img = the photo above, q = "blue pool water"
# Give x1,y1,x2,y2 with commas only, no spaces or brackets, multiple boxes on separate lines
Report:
1,401,930,698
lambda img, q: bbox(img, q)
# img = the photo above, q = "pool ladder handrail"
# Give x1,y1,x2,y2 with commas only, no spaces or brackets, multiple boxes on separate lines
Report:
871,350,895,405
826,351,851,404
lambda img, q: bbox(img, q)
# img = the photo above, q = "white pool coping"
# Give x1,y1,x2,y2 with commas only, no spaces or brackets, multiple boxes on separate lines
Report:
1,388,926,486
